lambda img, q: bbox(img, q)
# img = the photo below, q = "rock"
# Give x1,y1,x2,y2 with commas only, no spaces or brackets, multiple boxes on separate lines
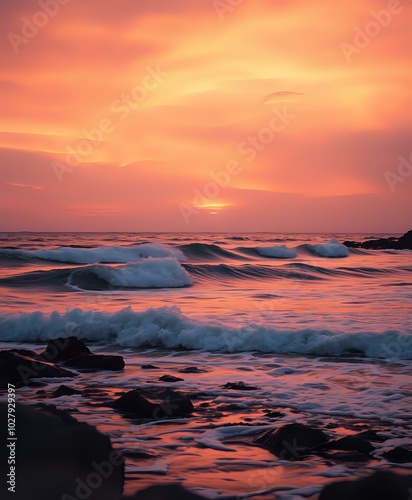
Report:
0,403,124,500
51,385,82,398
398,229,412,249
254,423,328,460
318,471,412,500
41,337,125,371
344,229,412,250
141,364,159,370
264,410,285,419
159,374,184,382
111,388,194,420
159,388,194,418
64,353,125,371
125,484,206,499
0,350,76,388
111,390,156,418
323,435,374,454
222,381,259,390
320,450,372,462
42,336,92,362
355,429,386,442
178,367,207,373
123,451,155,460
383,446,412,463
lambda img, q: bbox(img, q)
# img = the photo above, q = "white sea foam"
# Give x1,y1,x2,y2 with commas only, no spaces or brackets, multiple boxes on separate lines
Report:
308,239,349,258
70,258,192,289
1,306,411,359
256,245,297,259
15,243,185,264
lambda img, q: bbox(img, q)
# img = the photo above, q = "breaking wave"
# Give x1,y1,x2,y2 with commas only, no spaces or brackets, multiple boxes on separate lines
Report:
0,306,411,359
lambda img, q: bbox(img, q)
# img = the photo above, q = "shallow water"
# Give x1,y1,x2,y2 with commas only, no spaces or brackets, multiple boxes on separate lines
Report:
0,232,411,497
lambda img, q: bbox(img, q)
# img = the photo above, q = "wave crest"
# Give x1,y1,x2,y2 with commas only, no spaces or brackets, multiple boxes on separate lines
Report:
256,245,297,259
3,243,185,264
69,258,192,290
1,306,410,359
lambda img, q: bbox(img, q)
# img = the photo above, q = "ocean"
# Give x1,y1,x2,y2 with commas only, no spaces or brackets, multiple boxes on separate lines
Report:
0,232,411,498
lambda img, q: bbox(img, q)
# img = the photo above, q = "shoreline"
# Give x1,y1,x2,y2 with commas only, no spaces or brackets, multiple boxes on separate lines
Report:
1,338,411,498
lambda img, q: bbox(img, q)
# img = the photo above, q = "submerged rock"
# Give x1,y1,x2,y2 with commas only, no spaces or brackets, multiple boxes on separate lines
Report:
0,403,124,500
178,366,207,373
254,423,328,460
323,435,374,454
51,384,82,398
319,471,412,499
355,429,386,442
0,349,76,387
383,446,412,463
110,388,194,420
159,374,184,382
222,381,259,390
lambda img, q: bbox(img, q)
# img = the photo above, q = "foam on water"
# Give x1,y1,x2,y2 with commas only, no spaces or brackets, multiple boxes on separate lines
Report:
305,239,349,258
256,245,298,259
1,306,411,359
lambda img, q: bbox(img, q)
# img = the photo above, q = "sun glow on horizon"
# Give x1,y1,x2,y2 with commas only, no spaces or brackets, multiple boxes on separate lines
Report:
0,0,410,232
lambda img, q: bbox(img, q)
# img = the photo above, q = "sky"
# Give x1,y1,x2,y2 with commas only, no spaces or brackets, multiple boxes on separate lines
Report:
0,0,411,232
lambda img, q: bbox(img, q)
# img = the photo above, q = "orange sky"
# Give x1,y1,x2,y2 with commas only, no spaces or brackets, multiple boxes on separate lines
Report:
0,0,411,232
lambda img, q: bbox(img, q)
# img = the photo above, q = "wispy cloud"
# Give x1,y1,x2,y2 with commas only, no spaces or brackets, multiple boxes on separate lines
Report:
263,92,305,104
3,182,44,190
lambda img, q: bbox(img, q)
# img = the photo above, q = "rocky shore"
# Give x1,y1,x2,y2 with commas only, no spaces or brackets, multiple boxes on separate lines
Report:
344,229,412,250
1,337,411,499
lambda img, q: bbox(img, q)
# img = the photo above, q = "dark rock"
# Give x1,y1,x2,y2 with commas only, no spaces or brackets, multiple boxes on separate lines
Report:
323,435,374,454
355,429,386,442
222,381,259,390
110,388,194,420
383,446,412,463
254,423,328,460
186,392,209,400
265,410,285,419
158,388,194,418
398,229,412,249
159,374,184,382
141,364,159,370
0,403,124,500
0,350,76,388
42,336,92,362
126,484,206,499
320,450,372,462
344,229,412,250
41,336,124,371
123,451,155,460
318,471,412,500
111,390,156,418
51,384,82,398
178,367,207,373
64,353,125,371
